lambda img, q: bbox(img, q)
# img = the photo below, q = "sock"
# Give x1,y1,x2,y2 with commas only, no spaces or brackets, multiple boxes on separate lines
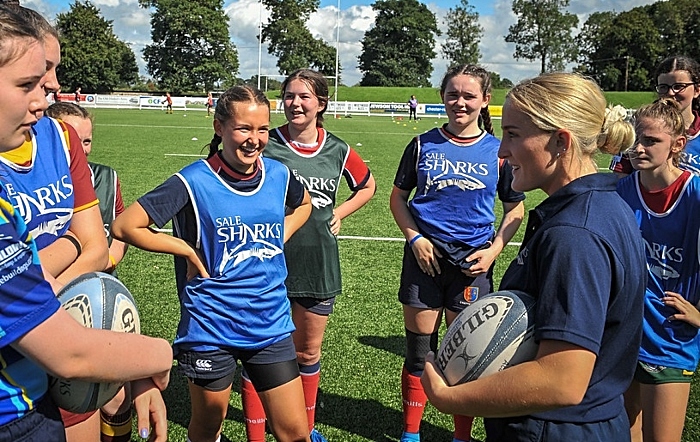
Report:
299,361,321,432
401,367,427,434
100,409,132,442
453,415,474,442
241,374,267,442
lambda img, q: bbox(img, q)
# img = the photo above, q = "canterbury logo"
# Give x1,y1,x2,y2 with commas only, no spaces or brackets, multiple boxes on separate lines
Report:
195,359,213,370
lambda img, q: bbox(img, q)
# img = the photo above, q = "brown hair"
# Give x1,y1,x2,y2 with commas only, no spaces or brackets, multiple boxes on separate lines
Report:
207,85,270,158
439,64,494,135
281,69,329,128
632,98,685,167
0,5,43,67
45,102,92,121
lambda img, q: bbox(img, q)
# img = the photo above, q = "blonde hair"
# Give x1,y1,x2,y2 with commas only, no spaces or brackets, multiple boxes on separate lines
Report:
506,73,634,160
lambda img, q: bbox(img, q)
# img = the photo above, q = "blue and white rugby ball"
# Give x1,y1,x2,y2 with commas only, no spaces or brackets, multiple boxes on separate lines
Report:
48,272,140,413
436,290,538,386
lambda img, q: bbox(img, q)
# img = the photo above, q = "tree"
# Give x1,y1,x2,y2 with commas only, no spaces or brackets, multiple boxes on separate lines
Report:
261,0,339,77
505,0,578,73
441,0,482,67
55,1,139,93
138,0,238,93
358,0,440,87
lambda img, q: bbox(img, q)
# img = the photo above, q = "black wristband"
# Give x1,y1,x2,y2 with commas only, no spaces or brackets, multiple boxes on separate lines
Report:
61,234,82,257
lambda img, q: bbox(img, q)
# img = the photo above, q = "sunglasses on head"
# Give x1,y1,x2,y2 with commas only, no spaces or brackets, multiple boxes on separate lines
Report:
655,82,696,94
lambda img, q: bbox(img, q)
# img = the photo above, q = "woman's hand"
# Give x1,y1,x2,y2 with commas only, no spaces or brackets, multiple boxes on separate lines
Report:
411,236,441,277
664,291,700,328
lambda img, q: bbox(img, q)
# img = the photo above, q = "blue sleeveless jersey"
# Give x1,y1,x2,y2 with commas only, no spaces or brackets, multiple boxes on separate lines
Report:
173,158,294,352
617,173,700,370
409,129,500,246
680,134,700,174
0,185,60,425
0,117,73,250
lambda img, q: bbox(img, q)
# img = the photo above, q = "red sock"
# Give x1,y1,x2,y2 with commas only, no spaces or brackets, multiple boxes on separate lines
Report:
241,376,267,442
453,414,474,441
299,363,321,432
401,367,427,434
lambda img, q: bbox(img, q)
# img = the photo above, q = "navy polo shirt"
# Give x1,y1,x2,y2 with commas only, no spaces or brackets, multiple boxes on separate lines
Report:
496,173,646,424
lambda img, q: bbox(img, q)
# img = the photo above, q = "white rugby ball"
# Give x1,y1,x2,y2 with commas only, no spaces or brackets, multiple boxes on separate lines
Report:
436,290,537,386
49,272,141,413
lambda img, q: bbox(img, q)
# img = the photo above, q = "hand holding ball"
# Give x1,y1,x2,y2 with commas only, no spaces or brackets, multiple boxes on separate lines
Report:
436,290,538,385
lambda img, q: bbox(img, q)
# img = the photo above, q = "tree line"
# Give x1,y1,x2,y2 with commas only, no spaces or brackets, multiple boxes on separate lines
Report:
55,0,700,94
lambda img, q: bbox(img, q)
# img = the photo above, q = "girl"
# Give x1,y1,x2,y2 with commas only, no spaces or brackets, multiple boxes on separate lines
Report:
242,68,376,442
610,55,699,175
421,72,645,442
389,64,525,442
111,85,313,442
0,7,173,441
618,99,700,442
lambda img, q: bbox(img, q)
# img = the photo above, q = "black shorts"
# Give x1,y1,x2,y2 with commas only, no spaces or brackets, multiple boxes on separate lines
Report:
177,336,298,392
290,296,336,316
398,243,493,312
0,396,65,442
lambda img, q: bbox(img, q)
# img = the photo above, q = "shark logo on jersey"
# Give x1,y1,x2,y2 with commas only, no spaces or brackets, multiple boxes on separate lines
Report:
422,153,489,195
309,190,333,209
293,172,337,209
28,212,72,241
216,217,283,273
423,170,486,195
644,239,682,280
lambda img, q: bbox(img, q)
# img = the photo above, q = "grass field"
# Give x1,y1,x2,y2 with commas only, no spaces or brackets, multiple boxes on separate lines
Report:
88,107,700,441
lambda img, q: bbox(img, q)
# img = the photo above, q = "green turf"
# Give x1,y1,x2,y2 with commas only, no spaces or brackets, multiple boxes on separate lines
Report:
87,107,700,441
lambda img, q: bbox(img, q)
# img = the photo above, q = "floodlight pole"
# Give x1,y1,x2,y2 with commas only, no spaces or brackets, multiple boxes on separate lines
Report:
257,0,263,90
333,0,340,118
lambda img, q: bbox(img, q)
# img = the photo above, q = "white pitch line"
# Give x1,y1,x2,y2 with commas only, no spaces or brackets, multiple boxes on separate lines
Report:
152,228,522,246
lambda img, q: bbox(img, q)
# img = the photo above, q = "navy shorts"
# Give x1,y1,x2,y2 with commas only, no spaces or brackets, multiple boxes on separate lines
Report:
398,243,493,312
177,336,298,391
485,411,630,442
290,296,336,316
0,396,65,442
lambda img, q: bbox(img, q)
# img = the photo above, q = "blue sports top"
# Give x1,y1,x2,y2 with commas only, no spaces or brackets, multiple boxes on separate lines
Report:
140,156,297,353
0,118,74,249
497,173,646,424
679,134,700,174
394,126,524,249
0,185,60,426
617,172,700,370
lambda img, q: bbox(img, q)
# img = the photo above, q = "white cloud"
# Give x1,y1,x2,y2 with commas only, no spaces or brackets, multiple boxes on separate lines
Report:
28,0,659,88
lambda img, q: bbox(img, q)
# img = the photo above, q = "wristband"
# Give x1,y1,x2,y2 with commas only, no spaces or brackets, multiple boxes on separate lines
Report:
408,234,423,247
61,234,82,257
109,254,117,270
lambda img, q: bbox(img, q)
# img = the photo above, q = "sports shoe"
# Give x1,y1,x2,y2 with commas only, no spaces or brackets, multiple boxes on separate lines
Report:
310,428,328,442
400,431,420,442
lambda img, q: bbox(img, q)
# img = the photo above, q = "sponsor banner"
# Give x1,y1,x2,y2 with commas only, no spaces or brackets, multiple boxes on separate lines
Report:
327,101,370,113
425,104,446,114
369,102,410,113
95,95,138,106
139,95,188,108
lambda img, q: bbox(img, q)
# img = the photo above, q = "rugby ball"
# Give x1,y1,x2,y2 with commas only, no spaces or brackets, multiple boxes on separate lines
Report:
436,290,537,386
48,272,141,413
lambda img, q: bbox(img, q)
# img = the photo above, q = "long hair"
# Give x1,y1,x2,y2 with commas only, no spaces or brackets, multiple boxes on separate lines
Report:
206,85,270,158
281,69,329,128
440,64,494,135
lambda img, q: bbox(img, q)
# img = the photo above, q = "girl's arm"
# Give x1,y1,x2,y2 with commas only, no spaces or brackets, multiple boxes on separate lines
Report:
57,205,110,284
465,200,525,275
14,306,172,389
330,173,377,235
111,201,209,278
284,189,312,243
390,185,441,276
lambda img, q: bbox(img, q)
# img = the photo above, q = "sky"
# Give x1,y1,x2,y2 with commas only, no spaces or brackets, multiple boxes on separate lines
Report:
26,0,659,88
